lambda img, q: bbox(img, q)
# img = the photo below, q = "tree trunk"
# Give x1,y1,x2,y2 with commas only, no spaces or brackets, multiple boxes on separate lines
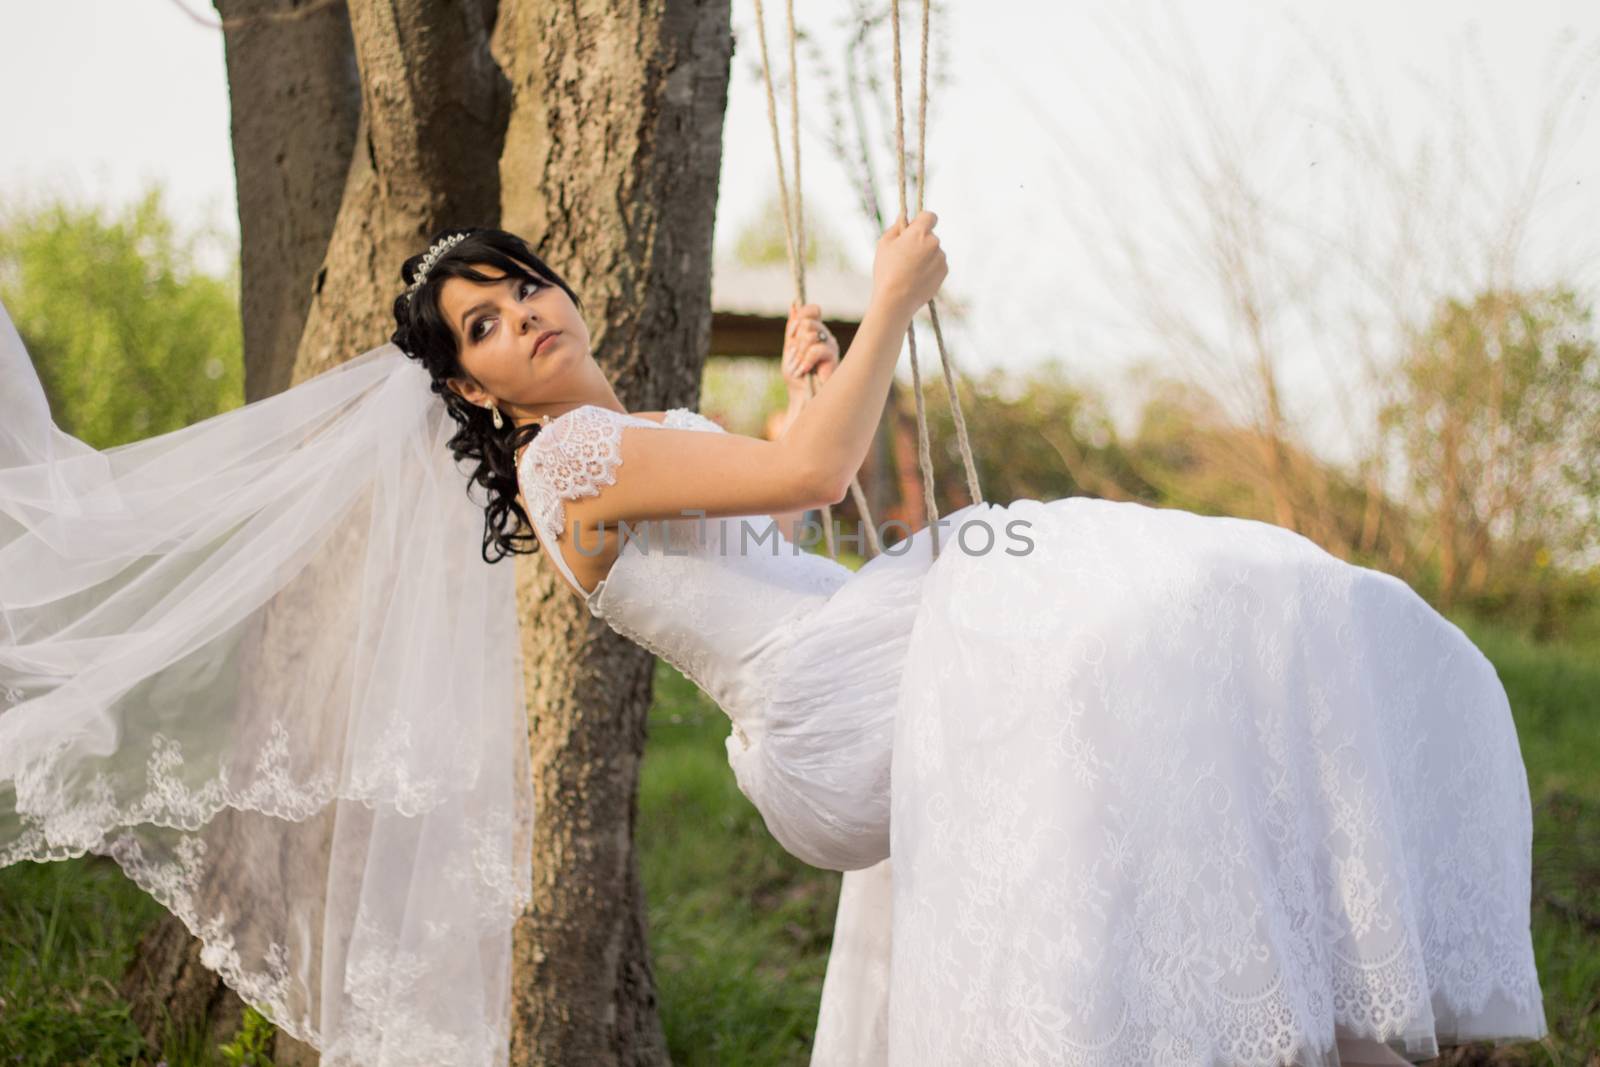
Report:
491,3,732,1062
123,1,731,1063
123,1,507,1063
218,0,364,403
1438,413,1462,611
292,0,508,383
121,1,361,1060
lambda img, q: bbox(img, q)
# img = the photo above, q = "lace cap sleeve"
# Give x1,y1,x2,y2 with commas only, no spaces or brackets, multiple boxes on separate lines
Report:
516,405,723,541
517,405,635,541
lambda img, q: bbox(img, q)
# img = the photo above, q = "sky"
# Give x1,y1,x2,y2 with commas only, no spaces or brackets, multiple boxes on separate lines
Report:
2,0,1598,465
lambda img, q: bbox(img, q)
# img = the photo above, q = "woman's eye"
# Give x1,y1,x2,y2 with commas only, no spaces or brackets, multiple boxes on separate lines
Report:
471,280,540,342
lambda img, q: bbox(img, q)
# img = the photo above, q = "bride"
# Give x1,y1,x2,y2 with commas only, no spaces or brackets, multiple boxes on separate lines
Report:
0,214,1546,1067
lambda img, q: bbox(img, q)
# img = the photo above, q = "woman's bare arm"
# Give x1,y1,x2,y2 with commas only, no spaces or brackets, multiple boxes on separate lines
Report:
765,395,813,544
777,212,945,500
554,213,944,543
558,422,835,544
776,303,910,504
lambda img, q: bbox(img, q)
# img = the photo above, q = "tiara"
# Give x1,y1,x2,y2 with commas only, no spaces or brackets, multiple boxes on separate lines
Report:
406,231,469,299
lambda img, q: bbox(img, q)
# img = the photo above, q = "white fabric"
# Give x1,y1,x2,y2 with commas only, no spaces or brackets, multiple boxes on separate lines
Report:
811,857,894,1060
516,403,859,819
0,298,532,1067
1,292,1548,1066
518,410,1547,1066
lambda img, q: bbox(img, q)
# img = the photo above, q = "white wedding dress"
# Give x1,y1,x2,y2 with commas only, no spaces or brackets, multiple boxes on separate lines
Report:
518,404,1547,1067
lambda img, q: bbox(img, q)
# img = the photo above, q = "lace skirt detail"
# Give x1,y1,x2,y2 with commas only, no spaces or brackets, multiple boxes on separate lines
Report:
810,498,1546,1066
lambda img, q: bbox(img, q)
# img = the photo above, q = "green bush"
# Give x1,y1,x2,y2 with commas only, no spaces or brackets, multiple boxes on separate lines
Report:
0,184,244,449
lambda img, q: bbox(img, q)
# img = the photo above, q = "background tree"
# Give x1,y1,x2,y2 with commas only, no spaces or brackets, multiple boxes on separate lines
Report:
218,0,362,403
1381,285,1600,612
1029,6,1599,569
0,188,244,448
493,2,731,1061
730,189,854,271
113,1,733,1064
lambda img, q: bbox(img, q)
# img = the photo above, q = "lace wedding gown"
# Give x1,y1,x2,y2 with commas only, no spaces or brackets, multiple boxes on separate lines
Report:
519,404,1547,1067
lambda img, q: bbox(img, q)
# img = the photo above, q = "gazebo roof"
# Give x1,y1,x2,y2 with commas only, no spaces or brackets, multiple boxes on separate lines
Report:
710,258,872,321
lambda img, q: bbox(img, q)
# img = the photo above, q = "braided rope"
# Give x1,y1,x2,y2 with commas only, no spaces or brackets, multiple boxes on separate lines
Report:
913,2,982,511
785,0,806,307
752,0,804,303
890,0,983,562
752,0,884,558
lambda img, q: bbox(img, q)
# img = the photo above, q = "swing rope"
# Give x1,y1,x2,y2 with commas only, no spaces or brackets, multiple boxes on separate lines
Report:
889,0,984,560
752,0,983,561
752,0,884,559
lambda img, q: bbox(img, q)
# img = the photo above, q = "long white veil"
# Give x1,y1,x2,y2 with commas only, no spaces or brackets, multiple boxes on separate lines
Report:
0,297,533,1067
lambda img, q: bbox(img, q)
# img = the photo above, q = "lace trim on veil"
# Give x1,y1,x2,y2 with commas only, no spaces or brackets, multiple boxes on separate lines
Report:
0,299,536,1067
1,709,532,1065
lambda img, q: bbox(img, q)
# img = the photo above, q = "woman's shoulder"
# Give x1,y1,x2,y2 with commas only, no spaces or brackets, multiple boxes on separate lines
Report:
515,405,648,466
624,409,724,427
510,404,727,544
515,405,723,471
581,407,726,433
546,406,671,432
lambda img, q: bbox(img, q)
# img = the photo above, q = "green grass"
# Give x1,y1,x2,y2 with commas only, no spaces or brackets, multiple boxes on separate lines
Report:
1455,612,1600,805
1452,612,1600,1064
640,668,842,1065
0,848,164,1065
0,615,1595,1064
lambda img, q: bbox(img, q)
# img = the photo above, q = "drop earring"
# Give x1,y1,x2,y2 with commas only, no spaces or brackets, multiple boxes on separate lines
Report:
489,405,505,430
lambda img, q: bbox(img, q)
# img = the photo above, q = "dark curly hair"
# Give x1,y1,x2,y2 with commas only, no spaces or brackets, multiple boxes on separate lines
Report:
390,226,583,564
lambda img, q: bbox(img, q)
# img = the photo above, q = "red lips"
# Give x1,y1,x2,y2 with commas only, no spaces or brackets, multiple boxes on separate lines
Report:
533,330,560,355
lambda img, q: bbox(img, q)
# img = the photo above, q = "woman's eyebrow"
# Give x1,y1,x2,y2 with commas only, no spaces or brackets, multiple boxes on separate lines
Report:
458,277,517,335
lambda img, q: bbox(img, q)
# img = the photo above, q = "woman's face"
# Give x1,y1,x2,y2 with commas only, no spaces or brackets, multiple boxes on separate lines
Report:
436,261,593,415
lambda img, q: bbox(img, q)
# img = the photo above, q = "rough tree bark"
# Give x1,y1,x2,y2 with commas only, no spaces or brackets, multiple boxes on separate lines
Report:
120,1,733,1063
219,0,364,403
491,4,732,1063
124,0,507,1062
120,1,365,1060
